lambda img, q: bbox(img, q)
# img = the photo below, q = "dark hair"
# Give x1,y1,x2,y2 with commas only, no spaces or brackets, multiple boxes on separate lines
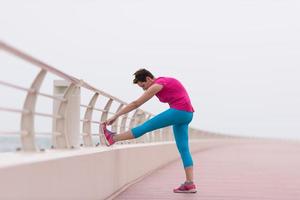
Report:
133,68,154,84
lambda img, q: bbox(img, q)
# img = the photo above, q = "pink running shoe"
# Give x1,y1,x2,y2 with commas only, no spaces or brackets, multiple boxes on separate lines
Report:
173,182,197,193
101,123,116,146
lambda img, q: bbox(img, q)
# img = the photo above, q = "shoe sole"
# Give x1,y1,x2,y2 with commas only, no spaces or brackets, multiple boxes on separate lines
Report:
174,189,197,193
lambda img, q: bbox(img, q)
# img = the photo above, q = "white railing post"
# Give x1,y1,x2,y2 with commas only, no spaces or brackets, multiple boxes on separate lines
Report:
112,103,124,133
129,109,141,143
82,93,99,147
129,109,148,143
162,127,169,142
118,114,129,144
20,69,47,151
143,114,152,143
167,126,173,141
135,110,146,143
120,114,129,133
52,80,81,149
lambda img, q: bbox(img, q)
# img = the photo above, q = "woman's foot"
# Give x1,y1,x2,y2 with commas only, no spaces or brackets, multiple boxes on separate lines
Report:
101,123,116,146
173,181,197,193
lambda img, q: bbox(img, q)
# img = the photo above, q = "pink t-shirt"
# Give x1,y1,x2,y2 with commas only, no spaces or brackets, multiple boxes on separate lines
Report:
154,77,194,112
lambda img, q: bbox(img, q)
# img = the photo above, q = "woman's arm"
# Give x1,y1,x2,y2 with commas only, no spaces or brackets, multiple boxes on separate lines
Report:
105,83,163,125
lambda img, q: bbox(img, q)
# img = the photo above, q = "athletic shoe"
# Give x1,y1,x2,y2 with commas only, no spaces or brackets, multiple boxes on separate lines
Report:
101,123,116,146
173,182,197,193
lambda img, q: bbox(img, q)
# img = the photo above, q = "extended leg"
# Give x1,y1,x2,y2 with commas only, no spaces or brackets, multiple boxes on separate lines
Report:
110,109,176,143
113,130,134,142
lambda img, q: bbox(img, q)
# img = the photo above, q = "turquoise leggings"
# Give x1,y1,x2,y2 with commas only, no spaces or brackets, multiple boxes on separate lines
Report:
131,108,194,168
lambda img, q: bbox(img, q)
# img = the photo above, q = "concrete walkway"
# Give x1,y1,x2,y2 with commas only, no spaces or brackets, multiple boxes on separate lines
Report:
114,139,300,200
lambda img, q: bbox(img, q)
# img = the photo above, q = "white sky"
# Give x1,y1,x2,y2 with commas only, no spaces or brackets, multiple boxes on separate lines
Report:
1,0,300,140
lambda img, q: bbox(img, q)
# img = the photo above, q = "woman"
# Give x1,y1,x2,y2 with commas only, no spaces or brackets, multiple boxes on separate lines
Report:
102,68,196,193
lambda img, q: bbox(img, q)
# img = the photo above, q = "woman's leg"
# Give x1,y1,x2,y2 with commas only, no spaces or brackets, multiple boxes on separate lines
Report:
130,109,186,138
173,124,194,182
184,166,194,183
111,109,173,142
113,130,134,142
112,109,176,142
113,108,191,142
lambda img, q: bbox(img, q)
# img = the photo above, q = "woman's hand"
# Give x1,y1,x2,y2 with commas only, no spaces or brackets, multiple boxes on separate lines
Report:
105,115,118,125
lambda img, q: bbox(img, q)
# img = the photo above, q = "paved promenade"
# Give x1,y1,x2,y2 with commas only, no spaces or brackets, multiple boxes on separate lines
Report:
114,139,300,200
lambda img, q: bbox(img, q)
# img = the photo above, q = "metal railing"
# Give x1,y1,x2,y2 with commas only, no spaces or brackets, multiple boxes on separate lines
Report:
0,41,232,152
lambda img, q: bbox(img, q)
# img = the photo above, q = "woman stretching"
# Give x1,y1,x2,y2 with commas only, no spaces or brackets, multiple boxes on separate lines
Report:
102,68,196,193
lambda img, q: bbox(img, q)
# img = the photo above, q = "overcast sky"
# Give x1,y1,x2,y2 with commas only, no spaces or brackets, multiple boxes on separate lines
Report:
1,0,300,140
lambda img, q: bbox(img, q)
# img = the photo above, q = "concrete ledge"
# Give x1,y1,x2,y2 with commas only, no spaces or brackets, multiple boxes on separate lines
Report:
0,139,242,200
